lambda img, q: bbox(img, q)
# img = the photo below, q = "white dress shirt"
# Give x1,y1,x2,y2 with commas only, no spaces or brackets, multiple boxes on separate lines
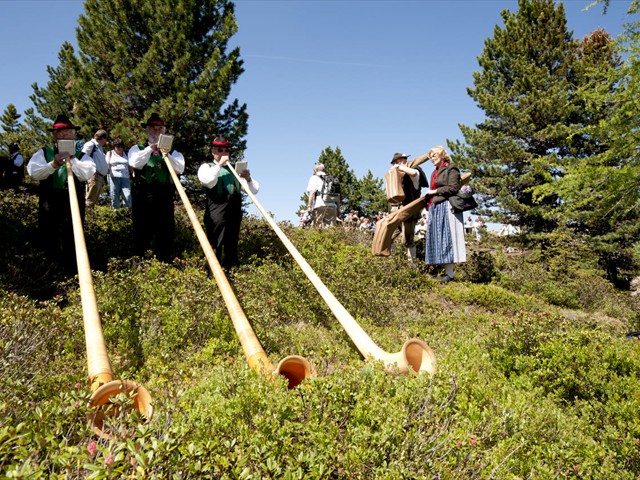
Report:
128,144,185,175
27,148,96,182
198,162,260,194
82,139,108,175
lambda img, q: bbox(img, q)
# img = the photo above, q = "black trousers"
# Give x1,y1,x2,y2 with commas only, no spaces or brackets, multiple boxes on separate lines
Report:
38,184,86,271
204,195,242,269
131,181,175,261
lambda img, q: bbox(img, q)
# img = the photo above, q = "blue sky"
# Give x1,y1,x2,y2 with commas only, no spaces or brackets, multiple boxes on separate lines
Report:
0,0,633,224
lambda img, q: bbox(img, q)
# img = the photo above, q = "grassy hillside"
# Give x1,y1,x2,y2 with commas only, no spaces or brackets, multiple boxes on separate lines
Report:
1,188,640,479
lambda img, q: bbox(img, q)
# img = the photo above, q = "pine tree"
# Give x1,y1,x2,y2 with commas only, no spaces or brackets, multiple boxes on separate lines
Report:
450,0,610,232
0,104,21,154
349,170,386,218
30,0,247,172
533,6,640,284
298,146,386,218
0,105,48,159
30,42,81,126
0,104,21,135
299,146,359,215
18,108,49,158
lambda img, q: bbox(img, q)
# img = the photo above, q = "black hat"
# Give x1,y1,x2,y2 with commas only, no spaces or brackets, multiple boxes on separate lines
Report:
48,114,81,131
141,112,167,128
391,152,410,164
211,136,230,147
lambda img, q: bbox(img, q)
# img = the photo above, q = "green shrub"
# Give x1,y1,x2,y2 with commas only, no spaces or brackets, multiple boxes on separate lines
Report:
3,194,640,479
460,250,497,283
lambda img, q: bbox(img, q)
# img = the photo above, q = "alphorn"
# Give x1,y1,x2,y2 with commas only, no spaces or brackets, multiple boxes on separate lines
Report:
227,165,436,375
161,152,312,389
373,172,472,257
64,158,152,436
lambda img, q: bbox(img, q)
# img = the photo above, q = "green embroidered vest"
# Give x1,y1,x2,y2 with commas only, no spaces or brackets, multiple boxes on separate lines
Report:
209,164,240,198
42,146,84,189
137,144,172,184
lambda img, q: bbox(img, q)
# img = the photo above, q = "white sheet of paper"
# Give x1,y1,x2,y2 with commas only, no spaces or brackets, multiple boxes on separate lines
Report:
235,161,248,174
57,140,76,156
157,134,174,151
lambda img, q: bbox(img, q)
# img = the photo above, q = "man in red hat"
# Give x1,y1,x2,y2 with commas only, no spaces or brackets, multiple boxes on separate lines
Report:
197,136,259,268
26,114,96,269
128,112,185,260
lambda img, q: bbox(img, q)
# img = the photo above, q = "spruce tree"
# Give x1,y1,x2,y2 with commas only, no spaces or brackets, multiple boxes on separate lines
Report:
19,108,49,156
351,170,386,218
0,105,47,159
0,104,21,135
30,0,247,172
30,42,81,127
451,0,605,232
534,7,640,284
0,104,21,153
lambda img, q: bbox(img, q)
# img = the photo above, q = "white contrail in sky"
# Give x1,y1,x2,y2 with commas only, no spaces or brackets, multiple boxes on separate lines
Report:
244,54,390,68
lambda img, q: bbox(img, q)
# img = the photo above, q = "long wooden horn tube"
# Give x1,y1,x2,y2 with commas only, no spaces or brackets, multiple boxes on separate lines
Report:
229,166,436,375
227,165,436,375
162,154,312,389
64,158,152,436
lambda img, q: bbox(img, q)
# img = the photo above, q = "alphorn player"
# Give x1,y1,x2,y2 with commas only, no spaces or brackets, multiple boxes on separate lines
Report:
387,152,428,260
128,113,185,261
26,114,96,271
197,136,259,269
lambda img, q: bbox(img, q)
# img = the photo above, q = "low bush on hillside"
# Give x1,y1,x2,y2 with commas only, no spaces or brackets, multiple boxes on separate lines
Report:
2,189,640,478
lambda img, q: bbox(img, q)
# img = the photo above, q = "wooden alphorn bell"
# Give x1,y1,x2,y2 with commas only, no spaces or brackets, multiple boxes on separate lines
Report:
64,157,152,436
161,152,313,388
227,163,436,375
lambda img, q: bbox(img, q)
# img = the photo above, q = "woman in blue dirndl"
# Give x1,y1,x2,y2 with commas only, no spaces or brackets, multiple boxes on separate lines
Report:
424,146,466,282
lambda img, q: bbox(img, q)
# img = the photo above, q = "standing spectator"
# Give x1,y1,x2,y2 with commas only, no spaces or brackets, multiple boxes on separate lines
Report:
4,143,24,191
198,136,259,268
424,146,466,282
26,114,95,270
306,163,338,228
299,209,312,228
84,129,109,208
106,137,132,209
387,152,428,260
343,210,357,229
358,216,371,232
473,216,486,241
415,211,428,241
464,215,473,235
129,113,185,260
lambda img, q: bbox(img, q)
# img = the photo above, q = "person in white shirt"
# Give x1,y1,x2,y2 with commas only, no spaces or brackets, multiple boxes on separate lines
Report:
26,114,96,270
306,163,338,228
198,136,259,268
106,137,131,209
83,129,109,208
128,113,185,260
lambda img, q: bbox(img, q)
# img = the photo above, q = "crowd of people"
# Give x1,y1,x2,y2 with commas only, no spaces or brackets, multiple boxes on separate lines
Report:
300,146,493,282
8,116,504,280
15,112,256,271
